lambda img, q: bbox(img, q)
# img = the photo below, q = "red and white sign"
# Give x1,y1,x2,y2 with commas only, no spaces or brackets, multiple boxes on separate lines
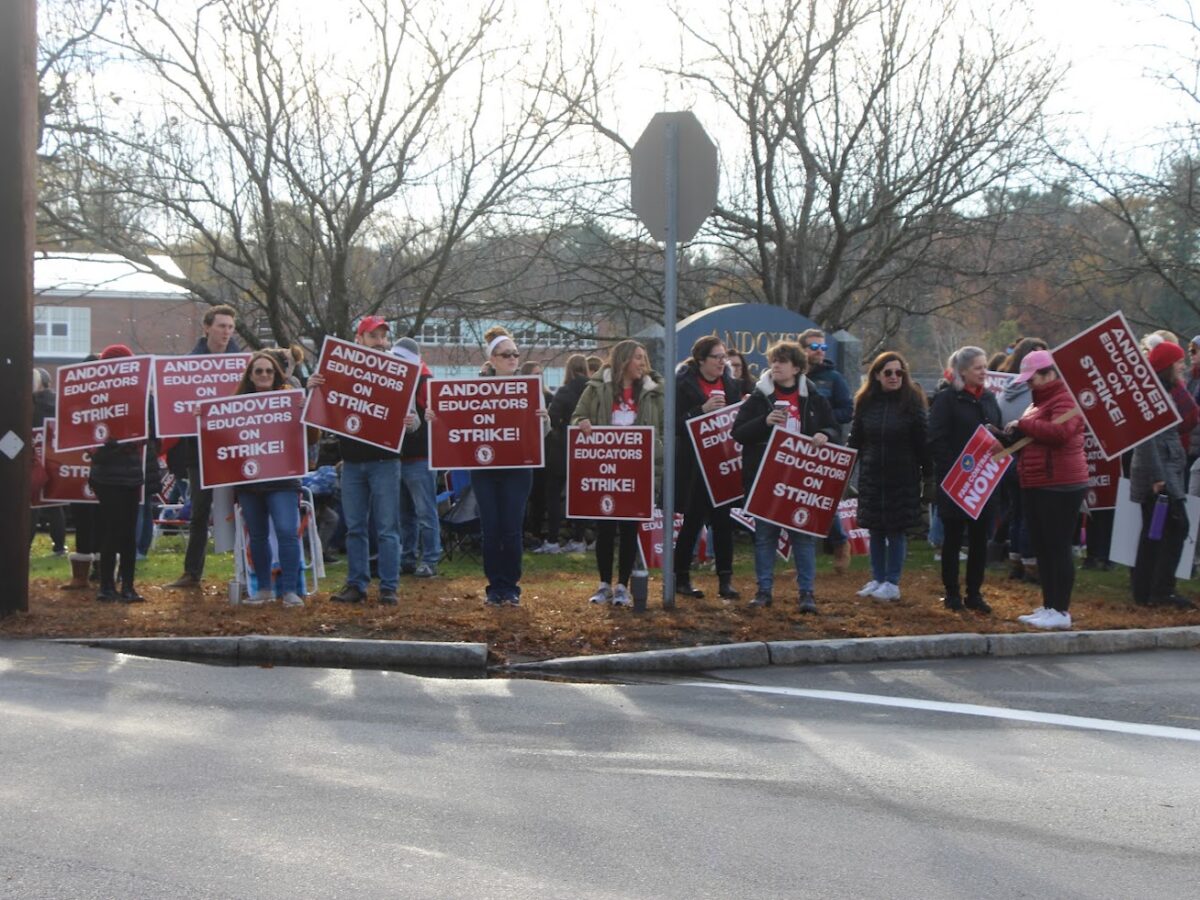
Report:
730,506,791,560
153,353,251,437
685,400,745,507
427,376,545,470
31,427,65,508
984,370,1015,397
1052,311,1181,460
55,355,153,451
566,426,654,521
744,430,857,538
302,337,419,452
940,425,1012,520
835,498,871,555
197,389,308,489
1084,432,1122,511
637,509,707,570
39,421,98,504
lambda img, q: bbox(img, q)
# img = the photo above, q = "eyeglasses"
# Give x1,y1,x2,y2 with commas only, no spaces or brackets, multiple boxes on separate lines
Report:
251,368,276,375
708,353,727,361
881,368,904,378
495,351,521,359
808,342,827,351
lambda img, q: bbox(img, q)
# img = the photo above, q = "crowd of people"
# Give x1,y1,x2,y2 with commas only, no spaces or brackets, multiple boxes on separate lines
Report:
30,309,1200,630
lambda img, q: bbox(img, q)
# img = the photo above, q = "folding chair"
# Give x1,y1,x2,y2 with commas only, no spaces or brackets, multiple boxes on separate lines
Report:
439,469,481,562
230,488,326,604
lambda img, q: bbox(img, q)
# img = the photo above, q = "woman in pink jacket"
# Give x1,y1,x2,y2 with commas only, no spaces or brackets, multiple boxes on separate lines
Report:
1004,350,1087,630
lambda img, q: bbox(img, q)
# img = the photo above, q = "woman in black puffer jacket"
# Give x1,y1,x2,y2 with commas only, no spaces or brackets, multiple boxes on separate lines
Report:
848,352,930,603
540,354,591,552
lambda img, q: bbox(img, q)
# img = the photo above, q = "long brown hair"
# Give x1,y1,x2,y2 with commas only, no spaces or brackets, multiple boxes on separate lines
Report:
236,350,286,394
854,351,926,417
609,340,648,389
1000,337,1048,374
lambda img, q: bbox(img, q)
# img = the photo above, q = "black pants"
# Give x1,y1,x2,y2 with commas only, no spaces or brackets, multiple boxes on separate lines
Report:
1024,488,1085,612
71,502,99,555
29,507,66,551
674,488,734,577
941,511,990,598
183,464,213,578
1132,496,1188,604
544,469,584,543
1086,509,1113,563
596,520,638,586
526,466,547,538
94,484,140,590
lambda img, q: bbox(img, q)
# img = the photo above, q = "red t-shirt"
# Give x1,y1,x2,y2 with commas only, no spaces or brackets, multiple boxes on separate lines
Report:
774,383,802,433
697,375,724,401
612,385,638,425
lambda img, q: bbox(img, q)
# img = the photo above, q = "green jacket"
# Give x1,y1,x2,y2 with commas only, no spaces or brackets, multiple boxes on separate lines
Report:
572,367,666,479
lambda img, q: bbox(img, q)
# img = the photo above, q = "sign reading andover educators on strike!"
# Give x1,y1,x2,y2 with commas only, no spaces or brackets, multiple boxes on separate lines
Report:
1052,311,1182,460
197,389,308,489
427,376,544,469
39,421,98,504
1085,432,1122,511
566,426,654,521
940,425,1012,520
685,400,746,507
153,353,252,437
744,430,857,538
55,355,152,451
302,336,419,452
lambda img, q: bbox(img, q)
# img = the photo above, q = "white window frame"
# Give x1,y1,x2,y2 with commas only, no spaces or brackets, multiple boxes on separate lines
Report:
34,306,91,359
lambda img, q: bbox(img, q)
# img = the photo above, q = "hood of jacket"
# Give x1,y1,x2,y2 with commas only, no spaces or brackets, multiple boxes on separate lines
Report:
1002,379,1030,404
755,368,809,398
598,366,663,395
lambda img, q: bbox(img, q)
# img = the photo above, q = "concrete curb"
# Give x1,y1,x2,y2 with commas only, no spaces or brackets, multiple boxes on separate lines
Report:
59,636,488,671
506,642,770,673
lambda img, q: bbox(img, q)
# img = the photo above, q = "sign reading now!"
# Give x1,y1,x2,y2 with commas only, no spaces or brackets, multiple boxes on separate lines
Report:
940,425,1011,520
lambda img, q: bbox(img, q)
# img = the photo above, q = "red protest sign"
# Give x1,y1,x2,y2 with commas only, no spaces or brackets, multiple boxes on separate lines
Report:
940,425,1012,520
302,336,419,452
984,370,1015,397
744,430,857,538
427,376,545,469
637,509,706,570
836,498,871,555
1052,312,1181,460
684,399,745,507
31,427,66,508
730,506,791,560
566,426,654,521
197,389,308,489
153,353,252,438
1084,432,1121,511
55,355,152,451
40,421,98,504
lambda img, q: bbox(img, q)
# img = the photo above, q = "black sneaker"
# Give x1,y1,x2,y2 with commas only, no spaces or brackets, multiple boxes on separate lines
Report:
378,589,398,605
96,588,118,603
1164,594,1197,610
797,591,818,614
943,594,964,611
675,578,704,598
484,594,505,607
331,583,366,603
401,563,417,575
718,576,740,601
118,587,145,603
748,591,773,608
964,593,992,614
505,595,521,607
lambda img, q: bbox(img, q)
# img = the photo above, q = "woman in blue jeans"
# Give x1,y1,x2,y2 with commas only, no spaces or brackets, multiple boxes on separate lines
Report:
233,351,305,608
731,341,838,612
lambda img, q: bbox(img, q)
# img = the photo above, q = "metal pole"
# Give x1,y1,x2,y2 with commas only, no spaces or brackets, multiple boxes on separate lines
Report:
0,0,36,617
661,122,678,609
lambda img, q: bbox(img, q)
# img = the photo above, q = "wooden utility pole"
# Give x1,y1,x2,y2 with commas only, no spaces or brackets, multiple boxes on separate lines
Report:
0,0,37,615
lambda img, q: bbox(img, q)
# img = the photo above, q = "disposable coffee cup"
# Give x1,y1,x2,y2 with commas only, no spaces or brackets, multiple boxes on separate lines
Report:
773,401,788,414
712,390,725,404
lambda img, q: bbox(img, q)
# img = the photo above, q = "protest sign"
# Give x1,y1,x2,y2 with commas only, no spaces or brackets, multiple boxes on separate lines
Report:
31,427,66,508
55,355,152,451
835,498,871,555
153,353,252,438
1084,432,1122,511
744,430,857,538
984,370,1016,397
684,400,746,507
302,337,419,452
197,389,308,489
940,425,1012,520
730,506,791,560
1052,311,1181,460
39,421,98,504
566,426,654,521
637,509,706,570
427,376,544,469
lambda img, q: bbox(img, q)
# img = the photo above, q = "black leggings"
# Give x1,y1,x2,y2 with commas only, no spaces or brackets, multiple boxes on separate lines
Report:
1132,496,1188,604
544,469,584,543
941,512,990,598
674,488,734,577
1024,488,1085,612
94,484,140,590
71,502,100,555
595,520,638,587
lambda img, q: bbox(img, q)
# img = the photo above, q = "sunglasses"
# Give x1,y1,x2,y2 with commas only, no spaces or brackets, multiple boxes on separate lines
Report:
495,351,521,359
881,368,904,377
251,367,276,375
808,342,827,351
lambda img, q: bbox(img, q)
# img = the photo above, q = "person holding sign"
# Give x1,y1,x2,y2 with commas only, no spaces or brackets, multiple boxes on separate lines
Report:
231,352,306,608
1003,351,1088,630
928,346,1003,613
732,341,838,612
672,336,743,601
572,340,665,607
848,352,930,603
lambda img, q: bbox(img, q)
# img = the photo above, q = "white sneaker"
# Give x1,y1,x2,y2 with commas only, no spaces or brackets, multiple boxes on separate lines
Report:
1031,609,1072,630
243,589,271,607
563,540,588,553
1017,607,1047,623
612,584,632,607
281,592,305,608
533,541,561,555
870,582,901,602
856,580,881,597
589,582,613,604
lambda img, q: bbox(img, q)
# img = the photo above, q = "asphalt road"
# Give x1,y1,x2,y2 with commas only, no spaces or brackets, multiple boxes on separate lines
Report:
1,640,1197,899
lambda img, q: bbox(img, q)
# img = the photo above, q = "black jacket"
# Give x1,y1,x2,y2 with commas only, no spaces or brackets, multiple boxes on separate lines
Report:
848,392,930,531
89,409,161,495
927,384,1002,520
732,371,838,494
400,368,432,461
545,374,589,477
674,361,742,501
33,390,56,428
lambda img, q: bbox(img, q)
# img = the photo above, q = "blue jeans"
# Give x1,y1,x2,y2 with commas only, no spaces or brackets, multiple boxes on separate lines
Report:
472,468,532,600
342,459,401,591
868,529,907,584
753,518,816,593
400,458,442,567
237,489,301,595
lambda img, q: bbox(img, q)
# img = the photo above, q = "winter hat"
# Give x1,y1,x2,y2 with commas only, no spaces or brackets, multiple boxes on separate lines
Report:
99,343,133,359
392,336,420,366
1013,349,1055,384
1148,341,1184,372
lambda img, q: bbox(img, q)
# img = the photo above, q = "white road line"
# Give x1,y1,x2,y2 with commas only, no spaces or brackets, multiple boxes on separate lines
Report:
682,681,1200,743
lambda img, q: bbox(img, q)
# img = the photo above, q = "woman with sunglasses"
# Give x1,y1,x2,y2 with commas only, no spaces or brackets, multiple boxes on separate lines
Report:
848,352,930,602
233,351,306,608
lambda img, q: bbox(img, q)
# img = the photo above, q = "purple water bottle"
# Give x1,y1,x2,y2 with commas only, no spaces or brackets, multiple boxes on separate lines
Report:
1148,494,1170,541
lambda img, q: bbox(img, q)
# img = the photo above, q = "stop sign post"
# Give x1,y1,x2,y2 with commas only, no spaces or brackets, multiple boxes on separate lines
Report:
631,112,719,608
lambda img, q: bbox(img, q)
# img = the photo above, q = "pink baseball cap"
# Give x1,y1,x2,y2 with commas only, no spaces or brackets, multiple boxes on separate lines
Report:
1013,349,1055,384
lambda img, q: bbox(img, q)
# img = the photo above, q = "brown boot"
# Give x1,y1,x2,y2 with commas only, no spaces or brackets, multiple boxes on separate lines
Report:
60,553,92,590
832,541,851,574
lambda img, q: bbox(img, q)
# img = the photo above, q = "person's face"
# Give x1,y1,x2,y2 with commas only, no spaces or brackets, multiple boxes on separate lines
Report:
699,343,727,381
1173,358,1187,382
205,314,235,351
623,347,649,382
962,355,987,388
491,339,521,375
729,355,744,379
1189,343,1200,366
358,326,390,350
876,359,905,392
805,335,826,367
1030,368,1057,389
250,359,277,392
770,357,801,386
